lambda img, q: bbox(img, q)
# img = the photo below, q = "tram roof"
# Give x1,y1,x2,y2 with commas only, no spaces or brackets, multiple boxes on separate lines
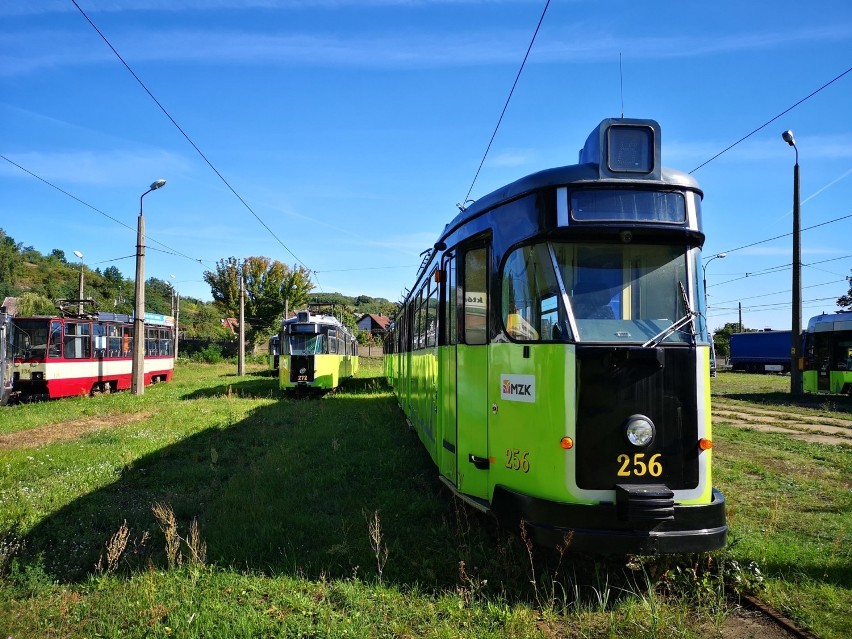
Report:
440,163,701,245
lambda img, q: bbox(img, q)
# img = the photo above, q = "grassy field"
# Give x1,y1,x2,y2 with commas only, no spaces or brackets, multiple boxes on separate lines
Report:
0,363,849,638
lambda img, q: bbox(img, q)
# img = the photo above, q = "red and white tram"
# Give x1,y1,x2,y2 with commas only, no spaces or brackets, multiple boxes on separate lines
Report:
2,303,174,402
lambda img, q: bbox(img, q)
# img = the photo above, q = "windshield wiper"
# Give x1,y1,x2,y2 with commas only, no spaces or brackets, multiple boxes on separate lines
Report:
642,281,697,348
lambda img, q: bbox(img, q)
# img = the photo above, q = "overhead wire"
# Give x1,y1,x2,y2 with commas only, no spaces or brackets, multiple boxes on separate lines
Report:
690,65,852,174
70,0,313,281
459,0,552,209
0,152,211,269
712,212,852,258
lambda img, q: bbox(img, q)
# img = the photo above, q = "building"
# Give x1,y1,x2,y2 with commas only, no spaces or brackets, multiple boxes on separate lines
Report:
356,313,391,338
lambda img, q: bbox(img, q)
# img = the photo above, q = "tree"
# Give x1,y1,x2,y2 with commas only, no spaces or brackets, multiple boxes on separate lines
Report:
203,256,314,342
179,298,233,339
145,277,175,315
837,270,852,310
0,229,22,298
15,292,56,316
712,321,752,360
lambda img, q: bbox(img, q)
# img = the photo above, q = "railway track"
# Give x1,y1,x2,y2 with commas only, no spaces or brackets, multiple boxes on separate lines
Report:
712,399,852,446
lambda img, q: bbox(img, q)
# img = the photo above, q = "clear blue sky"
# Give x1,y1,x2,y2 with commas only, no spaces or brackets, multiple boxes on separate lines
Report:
1,0,851,332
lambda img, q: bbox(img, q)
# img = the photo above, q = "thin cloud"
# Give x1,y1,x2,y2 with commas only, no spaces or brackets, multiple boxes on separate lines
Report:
0,0,533,17
3,22,851,74
488,149,536,167
0,150,193,187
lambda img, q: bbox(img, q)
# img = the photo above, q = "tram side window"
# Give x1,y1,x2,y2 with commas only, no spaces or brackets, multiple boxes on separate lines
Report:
464,247,488,345
159,328,172,356
415,288,426,349
329,329,339,354
501,245,549,341
835,335,852,370
107,324,121,357
426,275,438,348
122,326,133,357
49,321,62,358
93,323,107,358
446,256,458,346
64,322,91,359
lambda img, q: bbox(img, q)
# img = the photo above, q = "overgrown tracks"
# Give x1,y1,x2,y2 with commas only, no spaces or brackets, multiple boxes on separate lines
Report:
712,399,852,446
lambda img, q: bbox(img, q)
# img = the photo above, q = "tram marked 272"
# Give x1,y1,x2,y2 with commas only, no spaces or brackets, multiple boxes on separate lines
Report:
278,308,359,393
385,118,728,554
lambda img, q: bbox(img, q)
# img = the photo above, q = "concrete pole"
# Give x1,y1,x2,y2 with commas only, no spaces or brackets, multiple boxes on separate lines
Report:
238,272,246,376
131,210,146,395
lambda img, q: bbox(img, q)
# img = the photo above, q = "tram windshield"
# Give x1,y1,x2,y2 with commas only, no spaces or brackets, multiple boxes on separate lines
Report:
501,241,708,345
10,319,50,360
287,333,327,355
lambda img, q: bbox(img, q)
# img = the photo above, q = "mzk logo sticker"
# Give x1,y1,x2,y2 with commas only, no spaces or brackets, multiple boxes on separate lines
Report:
500,374,536,403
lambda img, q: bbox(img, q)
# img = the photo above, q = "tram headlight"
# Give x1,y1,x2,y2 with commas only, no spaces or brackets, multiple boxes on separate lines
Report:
625,415,655,448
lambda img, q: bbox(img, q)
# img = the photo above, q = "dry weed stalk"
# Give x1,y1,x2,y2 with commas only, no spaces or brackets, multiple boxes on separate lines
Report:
367,510,389,583
186,517,207,566
97,520,130,575
152,502,182,568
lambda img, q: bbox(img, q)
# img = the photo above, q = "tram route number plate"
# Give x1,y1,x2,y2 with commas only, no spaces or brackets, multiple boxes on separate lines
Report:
616,453,663,478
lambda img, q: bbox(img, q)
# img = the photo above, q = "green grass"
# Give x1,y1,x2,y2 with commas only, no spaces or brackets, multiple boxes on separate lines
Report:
0,362,848,637
712,371,852,415
710,372,852,637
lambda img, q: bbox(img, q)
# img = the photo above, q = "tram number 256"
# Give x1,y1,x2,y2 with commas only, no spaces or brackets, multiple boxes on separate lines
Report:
505,449,530,473
617,453,663,477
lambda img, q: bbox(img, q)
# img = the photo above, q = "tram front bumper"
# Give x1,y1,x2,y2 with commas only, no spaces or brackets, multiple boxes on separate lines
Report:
491,485,727,554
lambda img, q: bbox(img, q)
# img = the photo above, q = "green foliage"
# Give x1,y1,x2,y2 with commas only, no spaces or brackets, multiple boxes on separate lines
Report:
838,269,852,310
203,257,313,342
0,229,23,297
712,321,752,358
190,344,224,364
13,293,56,316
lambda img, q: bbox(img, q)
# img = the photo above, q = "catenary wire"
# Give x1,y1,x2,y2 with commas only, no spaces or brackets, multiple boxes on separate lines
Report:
0,153,210,269
690,65,852,174
460,0,552,208
70,0,312,280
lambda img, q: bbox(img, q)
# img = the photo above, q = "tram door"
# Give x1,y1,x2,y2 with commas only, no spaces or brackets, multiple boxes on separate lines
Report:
438,253,458,483
455,245,490,499
814,332,832,392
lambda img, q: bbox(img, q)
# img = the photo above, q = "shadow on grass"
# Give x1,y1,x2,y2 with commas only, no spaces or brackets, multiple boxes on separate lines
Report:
16,375,558,599
15,374,712,608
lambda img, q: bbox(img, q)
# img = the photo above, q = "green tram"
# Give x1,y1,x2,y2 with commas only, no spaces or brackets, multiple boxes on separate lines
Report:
279,309,358,393
385,118,727,553
803,310,852,395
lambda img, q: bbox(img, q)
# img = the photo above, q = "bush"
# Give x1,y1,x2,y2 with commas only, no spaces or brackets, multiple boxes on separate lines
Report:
191,344,223,364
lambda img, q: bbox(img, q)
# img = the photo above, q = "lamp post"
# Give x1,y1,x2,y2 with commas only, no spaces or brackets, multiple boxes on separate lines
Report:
168,274,179,360
702,253,726,377
132,179,167,396
782,130,802,396
73,250,84,314
702,252,727,306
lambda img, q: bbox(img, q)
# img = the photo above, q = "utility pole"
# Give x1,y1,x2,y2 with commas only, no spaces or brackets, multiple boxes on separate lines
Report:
174,290,180,360
783,130,803,396
132,179,166,396
238,269,246,376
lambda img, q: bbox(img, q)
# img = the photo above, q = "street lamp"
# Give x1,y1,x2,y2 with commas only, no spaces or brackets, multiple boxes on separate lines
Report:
782,130,802,396
702,252,727,305
132,179,167,396
73,250,84,314
702,252,726,378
